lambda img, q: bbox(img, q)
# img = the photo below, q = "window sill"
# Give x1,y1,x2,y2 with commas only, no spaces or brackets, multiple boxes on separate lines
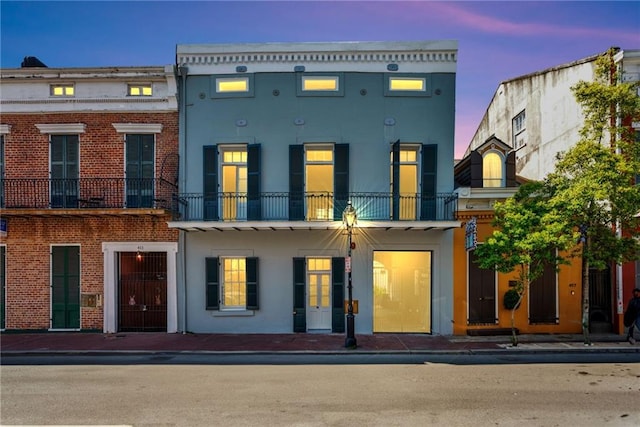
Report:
212,310,255,317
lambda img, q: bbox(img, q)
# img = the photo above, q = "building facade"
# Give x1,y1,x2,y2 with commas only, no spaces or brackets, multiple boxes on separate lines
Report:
0,63,179,332
453,136,583,335
464,49,640,334
171,41,460,335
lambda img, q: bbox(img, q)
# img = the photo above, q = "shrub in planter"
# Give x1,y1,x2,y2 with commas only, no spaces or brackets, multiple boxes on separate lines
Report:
503,289,521,310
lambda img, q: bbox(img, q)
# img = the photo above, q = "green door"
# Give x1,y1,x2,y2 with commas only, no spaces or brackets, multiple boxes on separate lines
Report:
51,246,80,329
0,246,5,329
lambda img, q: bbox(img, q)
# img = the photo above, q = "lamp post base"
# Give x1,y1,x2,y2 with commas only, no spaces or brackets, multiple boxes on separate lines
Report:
345,313,357,349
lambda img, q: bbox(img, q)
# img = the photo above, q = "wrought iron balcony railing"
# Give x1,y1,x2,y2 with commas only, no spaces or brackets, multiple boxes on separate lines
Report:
173,192,458,222
0,178,176,210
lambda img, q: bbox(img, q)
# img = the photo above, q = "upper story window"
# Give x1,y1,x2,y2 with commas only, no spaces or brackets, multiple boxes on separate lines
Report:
389,77,425,91
512,110,526,149
385,74,431,97
482,151,504,188
128,84,152,96
302,76,339,91
297,73,344,97
50,84,74,97
211,75,254,99
216,77,249,93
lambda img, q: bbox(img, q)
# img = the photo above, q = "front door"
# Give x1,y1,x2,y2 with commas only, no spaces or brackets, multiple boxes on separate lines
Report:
118,251,167,332
468,249,497,324
306,258,331,330
51,246,80,329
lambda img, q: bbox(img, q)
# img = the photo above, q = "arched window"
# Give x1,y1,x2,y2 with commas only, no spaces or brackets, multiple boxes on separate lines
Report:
483,151,504,187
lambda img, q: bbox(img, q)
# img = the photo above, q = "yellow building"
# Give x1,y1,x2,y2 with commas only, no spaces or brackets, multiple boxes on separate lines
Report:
453,137,583,336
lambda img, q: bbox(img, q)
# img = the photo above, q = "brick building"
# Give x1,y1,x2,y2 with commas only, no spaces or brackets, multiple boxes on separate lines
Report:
0,61,179,332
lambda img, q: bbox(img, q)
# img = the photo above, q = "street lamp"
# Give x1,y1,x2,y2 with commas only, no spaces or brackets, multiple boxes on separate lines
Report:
343,201,357,348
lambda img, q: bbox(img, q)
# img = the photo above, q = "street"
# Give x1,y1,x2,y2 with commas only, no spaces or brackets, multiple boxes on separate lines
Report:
2,359,639,426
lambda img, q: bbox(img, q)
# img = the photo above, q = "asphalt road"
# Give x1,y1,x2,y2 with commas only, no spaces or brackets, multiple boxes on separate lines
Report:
2,357,640,426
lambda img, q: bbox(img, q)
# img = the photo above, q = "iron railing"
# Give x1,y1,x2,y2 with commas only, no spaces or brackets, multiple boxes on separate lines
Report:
173,192,458,222
0,178,176,210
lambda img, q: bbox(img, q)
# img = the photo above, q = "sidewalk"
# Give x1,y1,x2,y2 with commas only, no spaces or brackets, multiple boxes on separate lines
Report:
1,331,638,356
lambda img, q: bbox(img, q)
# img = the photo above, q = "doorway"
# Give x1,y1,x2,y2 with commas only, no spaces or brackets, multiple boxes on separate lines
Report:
306,258,332,330
118,252,167,332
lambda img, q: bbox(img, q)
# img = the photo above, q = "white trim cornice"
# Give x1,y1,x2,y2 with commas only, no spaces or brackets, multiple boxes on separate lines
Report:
112,123,163,134
35,123,86,134
0,124,10,134
177,41,458,75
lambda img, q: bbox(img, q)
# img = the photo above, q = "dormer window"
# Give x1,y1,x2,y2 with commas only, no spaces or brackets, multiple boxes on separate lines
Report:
50,84,74,97
128,84,153,96
482,151,504,187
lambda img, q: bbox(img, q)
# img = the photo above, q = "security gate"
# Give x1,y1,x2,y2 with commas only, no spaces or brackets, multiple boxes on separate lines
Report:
118,252,167,332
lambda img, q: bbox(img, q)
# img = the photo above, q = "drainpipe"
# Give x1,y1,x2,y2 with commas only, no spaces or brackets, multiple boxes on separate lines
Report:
178,65,189,333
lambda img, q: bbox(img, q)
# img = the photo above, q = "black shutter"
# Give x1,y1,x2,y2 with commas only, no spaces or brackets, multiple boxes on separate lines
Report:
421,144,437,220
205,257,219,310
331,257,345,333
247,144,262,220
470,151,482,188
293,257,306,332
391,140,400,220
333,144,349,220
246,257,259,310
289,145,304,220
203,146,218,220
506,151,516,187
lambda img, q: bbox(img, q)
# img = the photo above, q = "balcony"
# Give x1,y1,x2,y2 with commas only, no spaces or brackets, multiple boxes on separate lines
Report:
172,192,458,223
0,178,176,214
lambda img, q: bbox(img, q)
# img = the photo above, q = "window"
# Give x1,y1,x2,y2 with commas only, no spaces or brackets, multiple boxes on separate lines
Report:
216,77,249,93
482,151,504,187
297,73,344,96
305,146,334,220
373,251,431,333
50,135,79,208
205,257,258,311
125,134,155,208
512,110,526,149
302,76,338,91
389,77,425,91
220,146,247,221
50,84,74,97
128,84,152,96
391,146,419,220
0,136,4,208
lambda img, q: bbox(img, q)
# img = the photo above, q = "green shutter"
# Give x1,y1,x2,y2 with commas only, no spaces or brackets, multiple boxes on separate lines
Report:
205,257,219,310
247,144,262,220
421,144,437,220
470,150,482,188
293,257,306,332
331,257,345,333
289,145,304,220
333,144,349,220
391,140,400,220
0,246,5,330
203,146,218,220
246,257,259,310
506,151,516,187
51,246,80,329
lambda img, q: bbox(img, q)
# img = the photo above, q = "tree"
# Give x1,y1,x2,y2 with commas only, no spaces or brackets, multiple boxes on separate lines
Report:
474,182,576,346
546,48,640,344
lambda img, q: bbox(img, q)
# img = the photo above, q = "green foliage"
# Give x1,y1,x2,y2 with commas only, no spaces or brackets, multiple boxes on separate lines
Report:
503,289,521,310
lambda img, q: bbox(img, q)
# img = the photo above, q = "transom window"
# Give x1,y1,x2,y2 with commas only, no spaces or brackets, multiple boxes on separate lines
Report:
302,76,339,91
50,84,74,97
216,77,249,93
389,77,425,91
221,257,246,310
128,84,152,96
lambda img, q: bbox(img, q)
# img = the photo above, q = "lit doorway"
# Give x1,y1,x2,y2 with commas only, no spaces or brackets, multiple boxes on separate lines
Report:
373,251,431,333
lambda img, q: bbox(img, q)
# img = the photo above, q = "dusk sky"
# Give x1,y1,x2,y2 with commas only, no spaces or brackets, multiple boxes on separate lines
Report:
1,1,638,157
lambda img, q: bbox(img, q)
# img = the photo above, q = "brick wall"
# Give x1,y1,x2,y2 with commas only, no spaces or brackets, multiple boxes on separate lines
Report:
1,111,179,330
